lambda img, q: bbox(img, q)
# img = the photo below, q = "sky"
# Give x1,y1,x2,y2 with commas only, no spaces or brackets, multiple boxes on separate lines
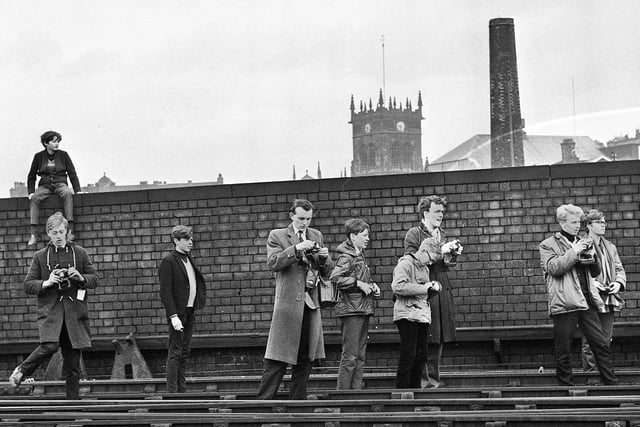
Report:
1,0,639,197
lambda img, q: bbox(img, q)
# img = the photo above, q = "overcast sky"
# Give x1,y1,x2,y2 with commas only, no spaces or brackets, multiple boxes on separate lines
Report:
2,0,639,197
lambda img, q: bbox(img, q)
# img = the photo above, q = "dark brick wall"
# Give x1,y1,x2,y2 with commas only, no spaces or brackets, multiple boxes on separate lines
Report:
0,161,638,375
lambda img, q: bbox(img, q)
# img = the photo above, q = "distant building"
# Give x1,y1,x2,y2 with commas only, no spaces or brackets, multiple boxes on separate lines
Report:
607,129,640,161
349,90,425,177
9,173,224,197
292,162,322,180
429,134,615,172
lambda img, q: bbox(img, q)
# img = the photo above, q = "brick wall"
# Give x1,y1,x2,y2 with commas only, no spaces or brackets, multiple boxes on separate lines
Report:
0,161,638,375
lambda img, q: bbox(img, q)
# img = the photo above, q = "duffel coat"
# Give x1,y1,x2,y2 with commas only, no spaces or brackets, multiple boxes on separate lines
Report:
263,224,333,365
404,224,456,343
23,242,99,349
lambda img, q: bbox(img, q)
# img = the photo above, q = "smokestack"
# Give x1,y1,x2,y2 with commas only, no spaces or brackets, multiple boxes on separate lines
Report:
489,18,525,168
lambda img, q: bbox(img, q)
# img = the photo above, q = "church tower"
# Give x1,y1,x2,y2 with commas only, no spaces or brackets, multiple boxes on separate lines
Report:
350,90,424,177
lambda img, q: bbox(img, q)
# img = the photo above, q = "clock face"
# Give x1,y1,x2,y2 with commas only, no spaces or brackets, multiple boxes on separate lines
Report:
396,121,406,132
364,123,371,133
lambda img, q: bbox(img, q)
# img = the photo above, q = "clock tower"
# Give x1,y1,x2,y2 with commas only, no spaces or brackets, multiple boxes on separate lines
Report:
350,89,424,177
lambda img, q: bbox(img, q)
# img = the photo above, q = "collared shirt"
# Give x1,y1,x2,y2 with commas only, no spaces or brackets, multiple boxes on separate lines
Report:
292,225,307,242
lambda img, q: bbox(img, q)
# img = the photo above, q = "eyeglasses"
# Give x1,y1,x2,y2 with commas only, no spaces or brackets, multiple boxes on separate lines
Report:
591,220,607,225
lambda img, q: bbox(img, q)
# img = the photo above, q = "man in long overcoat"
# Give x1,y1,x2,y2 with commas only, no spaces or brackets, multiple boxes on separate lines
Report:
9,212,98,399
404,195,461,388
257,199,333,400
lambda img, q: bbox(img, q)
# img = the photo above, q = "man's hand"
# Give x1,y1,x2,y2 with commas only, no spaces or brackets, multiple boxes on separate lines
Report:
594,280,609,292
66,266,85,282
370,282,381,297
430,281,442,292
572,238,592,254
295,240,316,252
608,282,622,294
43,270,63,289
357,280,373,295
28,193,34,200
170,316,184,332
441,240,459,254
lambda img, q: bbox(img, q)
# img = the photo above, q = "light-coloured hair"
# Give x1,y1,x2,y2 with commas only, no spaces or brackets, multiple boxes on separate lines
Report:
556,204,584,222
417,237,441,263
45,212,68,233
171,225,193,241
583,209,605,224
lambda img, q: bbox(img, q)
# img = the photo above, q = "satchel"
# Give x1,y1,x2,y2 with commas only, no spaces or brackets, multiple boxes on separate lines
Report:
318,275,338,309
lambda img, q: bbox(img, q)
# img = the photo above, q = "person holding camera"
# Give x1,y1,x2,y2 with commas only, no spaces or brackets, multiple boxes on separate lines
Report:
539,204,617,386
330,218,380,390
27,131,83,245
404,195,462,388
392,238,442,389
580,209,626,372
9,212,98,399
159,225,207,393
257,199,333,400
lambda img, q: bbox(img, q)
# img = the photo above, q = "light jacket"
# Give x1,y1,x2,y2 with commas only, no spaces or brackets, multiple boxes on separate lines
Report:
539,232,605,316
263,225,333,365
330,240,375,317
391,253,437,323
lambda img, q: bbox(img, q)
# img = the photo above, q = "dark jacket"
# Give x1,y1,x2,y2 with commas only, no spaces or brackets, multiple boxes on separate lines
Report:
23,242,99,349
27,149,81,194
404,224,457,343
330,240,375,317
159,251,207,318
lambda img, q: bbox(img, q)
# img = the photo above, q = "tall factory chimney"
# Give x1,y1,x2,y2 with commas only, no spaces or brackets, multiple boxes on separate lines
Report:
489,18,525,168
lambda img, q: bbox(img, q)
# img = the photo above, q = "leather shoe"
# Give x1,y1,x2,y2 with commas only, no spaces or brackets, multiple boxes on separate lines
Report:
27,234,37,246
9,366,23,388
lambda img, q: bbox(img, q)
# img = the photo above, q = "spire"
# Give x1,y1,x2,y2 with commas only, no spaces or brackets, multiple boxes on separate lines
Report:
369,98,373,111
317,162,322,179
424,156,430,171
417,90,423,109
359,100,364,112
350,95,355,112
393,97,397,109
292,165,296,180
378,89,384,108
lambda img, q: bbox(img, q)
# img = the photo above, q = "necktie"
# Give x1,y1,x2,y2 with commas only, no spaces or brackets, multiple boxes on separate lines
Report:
298,231,304,243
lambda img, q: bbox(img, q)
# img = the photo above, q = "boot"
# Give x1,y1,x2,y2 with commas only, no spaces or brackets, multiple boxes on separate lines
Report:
9,366,23,388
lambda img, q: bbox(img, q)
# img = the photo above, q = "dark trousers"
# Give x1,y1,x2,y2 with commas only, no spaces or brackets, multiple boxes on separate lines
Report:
30,183,74,225
20,322,81,399
395,319,429,389
336,315,370,390
166,308,196,393
257,305,313,400
582,311,615,371
552,308,617,386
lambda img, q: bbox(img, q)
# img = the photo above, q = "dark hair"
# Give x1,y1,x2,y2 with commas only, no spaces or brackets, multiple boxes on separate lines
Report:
40,130,62,147
583,209,605,224
418,195,447,220
171,225,193,242
344,218,369,239
289,199,314,214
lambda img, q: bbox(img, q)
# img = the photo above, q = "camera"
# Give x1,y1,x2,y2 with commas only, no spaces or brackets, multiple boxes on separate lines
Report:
444,240,462,267
305,242,322,255
578,240,595,264
56,268,71,290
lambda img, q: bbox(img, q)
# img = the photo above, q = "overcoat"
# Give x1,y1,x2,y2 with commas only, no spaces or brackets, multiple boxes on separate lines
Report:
263,224,333,365
159,251,207,318
23,242,99,349
404,224,456,343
